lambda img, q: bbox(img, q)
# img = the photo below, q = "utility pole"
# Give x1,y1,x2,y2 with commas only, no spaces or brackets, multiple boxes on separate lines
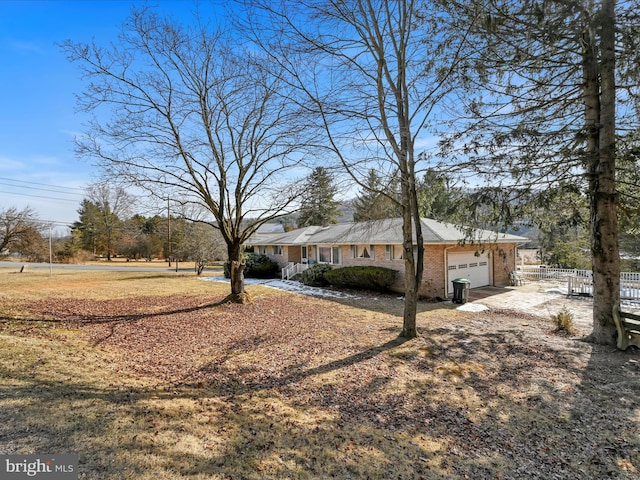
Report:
167,198,172,267
49,223,53,277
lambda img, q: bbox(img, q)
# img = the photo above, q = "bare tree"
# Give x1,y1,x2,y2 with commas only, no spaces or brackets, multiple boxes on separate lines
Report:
0,207,44,257
249,0,473,337
63,6,313,302
176,222,226,275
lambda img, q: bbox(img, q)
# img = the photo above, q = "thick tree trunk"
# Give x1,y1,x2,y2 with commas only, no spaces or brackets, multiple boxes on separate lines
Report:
584,0,619,345
225,241,251,304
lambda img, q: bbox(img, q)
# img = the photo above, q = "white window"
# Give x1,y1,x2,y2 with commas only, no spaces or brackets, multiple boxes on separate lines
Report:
351,244,375,259
332,247,341,265
318,246,341,265
318,247,331,263
272,246,283,256
385,245,403,260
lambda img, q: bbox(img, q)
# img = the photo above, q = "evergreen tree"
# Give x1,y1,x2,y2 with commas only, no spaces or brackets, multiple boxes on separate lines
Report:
441,0,638,344
617,131,640,268
533,186,591,269
416,169,460,222
72,199,103,255
297,167,340,227
72,183,132,260
352,169,400,222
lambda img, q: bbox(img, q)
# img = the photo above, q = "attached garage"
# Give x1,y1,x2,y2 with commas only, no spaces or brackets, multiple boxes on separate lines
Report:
447,251,490,293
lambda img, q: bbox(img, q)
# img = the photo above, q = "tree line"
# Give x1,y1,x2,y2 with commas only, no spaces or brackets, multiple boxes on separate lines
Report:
3,168,639,271
0,183,226,274
6,161,629,271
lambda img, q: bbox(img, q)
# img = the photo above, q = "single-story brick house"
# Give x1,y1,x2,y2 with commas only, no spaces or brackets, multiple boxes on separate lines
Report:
250,218,528,298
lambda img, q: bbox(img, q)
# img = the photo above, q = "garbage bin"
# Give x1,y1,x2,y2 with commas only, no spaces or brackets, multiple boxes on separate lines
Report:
452,278,471,304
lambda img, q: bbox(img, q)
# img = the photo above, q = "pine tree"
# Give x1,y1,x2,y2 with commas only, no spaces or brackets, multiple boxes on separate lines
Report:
352,169,400,222
297,167,340,227
416,169,460,222
441,0,637,344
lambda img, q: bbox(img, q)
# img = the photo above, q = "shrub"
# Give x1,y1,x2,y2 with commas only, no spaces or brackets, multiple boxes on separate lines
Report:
223,253,279,279
301,263,333,287
551,307,576,334
324,266,398,292
245,253,280,278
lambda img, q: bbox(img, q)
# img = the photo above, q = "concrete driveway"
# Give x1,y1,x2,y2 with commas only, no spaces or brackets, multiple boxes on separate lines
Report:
465,282,596,334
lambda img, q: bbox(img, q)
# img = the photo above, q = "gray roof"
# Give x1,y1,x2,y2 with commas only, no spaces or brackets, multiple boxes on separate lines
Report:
250,218,527,246
256,223,286,234
247,222,287,244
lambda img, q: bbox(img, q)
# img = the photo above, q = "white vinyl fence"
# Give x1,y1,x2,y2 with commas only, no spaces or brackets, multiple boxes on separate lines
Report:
516,266,640,303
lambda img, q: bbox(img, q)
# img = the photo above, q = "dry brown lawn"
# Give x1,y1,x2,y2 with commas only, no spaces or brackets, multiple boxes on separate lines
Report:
0,268,639,479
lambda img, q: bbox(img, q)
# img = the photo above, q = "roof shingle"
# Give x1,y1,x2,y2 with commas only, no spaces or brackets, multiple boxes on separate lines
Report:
251,218,527,246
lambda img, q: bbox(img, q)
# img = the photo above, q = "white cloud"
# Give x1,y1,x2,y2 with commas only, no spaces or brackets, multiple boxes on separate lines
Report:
10,40,44,54
413,135,439,150
0,156,27,171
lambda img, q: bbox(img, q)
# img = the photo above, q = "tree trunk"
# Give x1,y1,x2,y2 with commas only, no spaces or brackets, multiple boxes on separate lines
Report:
400,175,419,339
401,241,419,338
225,241,251,304
196,261,205,275
585,0,620,345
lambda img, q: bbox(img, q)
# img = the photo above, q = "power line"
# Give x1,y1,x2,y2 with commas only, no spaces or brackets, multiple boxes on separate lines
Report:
0,189,80,204
0,181,85,197
32,218,74,227
0,176,86,193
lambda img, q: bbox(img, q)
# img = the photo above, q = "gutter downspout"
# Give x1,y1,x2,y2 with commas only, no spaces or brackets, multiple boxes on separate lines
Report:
444,245,454,298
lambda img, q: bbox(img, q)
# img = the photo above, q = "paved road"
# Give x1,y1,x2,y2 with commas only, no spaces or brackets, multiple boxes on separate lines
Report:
0,261,222,274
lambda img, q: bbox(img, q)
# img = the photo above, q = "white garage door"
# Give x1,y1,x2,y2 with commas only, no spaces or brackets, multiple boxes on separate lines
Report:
447,251,490,293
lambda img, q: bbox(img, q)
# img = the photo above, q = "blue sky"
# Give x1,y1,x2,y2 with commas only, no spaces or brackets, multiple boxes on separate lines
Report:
0,1,194,227
1,1,443,231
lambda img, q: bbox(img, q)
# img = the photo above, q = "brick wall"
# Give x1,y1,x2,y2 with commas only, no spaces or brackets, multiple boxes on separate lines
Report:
491,244,517,287
258,242,519,296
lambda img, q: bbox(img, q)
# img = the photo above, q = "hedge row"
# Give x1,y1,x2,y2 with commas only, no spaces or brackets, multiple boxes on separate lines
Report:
302,264,397,292
223,256,398,292
300,263,333,286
